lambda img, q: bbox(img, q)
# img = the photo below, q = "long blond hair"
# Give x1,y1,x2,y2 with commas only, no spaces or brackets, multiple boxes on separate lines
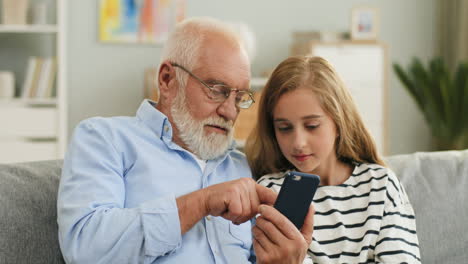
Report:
245,56,384,179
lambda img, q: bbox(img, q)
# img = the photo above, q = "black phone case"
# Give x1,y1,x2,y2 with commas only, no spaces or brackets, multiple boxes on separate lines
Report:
273,171,320,229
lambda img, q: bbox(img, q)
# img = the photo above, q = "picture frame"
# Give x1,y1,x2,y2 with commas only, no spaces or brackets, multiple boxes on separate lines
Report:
350,7,380,41
98,0,186,44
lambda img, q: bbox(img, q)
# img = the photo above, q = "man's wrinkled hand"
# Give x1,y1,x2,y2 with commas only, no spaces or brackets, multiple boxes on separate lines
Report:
203,178,277,224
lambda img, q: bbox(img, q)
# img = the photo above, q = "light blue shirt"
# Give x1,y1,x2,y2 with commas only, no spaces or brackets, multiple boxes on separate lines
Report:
57,100,254,263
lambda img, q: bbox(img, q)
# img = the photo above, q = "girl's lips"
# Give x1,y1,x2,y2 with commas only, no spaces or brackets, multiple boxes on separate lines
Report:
292,154,310,162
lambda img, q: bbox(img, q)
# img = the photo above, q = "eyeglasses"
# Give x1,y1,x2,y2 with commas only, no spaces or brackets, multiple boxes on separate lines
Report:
171,62,255,109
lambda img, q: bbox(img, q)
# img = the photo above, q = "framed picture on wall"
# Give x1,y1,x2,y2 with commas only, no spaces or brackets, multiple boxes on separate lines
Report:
99,0,186,44
350,7,380,41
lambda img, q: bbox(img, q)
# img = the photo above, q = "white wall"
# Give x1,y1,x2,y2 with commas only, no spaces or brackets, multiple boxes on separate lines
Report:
67,0,437,155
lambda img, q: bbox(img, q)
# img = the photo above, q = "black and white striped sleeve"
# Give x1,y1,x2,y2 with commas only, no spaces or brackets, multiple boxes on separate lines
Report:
375,169,421,263
256,173,284,193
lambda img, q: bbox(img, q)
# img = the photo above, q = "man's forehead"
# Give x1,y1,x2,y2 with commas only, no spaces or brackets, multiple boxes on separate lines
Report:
198,67,250,89
198,35,250,68
195,53,251,89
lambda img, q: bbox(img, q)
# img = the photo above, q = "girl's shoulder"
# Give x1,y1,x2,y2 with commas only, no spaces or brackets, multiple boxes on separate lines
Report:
353,162,399,183
353,162,409,204
353,162,389,174
351,162,394,182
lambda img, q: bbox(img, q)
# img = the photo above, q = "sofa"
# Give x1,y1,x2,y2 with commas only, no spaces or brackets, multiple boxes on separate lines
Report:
0,150,467,263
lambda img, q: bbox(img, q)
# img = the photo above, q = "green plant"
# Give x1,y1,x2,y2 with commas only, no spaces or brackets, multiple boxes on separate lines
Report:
393,57,468,150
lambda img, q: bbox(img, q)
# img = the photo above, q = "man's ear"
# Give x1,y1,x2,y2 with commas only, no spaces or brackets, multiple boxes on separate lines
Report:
158,61,178,102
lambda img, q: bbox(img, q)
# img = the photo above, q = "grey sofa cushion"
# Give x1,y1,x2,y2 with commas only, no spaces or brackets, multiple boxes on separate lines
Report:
386,150,468,264
0,160,65,264
1,151,467,263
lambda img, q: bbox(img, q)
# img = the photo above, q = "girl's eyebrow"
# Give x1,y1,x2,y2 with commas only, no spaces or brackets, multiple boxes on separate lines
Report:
273,115,322,122
273,118,289,122
303,114,322,120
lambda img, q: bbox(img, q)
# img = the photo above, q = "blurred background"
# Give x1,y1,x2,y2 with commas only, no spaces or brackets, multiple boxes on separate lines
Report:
1,0,467,163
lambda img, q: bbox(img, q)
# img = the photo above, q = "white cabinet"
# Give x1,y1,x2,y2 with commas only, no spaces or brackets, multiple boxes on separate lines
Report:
0,102,57,137
0,140,57,163
292,42,388,154
0,0,67,163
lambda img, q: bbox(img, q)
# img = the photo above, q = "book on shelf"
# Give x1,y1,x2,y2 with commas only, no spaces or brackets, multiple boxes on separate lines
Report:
21,57,43,98
35,58,49,97
29,57,43,98
21,56,57,98
36,57,57,98
45,58,57,97
21,57,37,98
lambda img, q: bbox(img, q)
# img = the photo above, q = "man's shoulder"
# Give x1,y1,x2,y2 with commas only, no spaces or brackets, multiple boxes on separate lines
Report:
227,147,247,161
76,116,137,133
225,148,250,169
71,116,142,150
219,148,253,179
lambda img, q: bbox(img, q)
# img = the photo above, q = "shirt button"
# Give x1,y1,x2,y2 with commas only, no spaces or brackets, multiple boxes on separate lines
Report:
206,215,212,221
164,125,169,132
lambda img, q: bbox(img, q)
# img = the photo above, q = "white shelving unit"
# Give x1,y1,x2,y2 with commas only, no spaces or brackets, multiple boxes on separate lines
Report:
0,0,67,163
0,24,58,33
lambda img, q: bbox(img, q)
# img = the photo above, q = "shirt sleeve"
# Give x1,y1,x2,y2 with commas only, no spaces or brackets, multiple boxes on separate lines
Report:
57,119,182,263
374,170,421,263
256,174,283,193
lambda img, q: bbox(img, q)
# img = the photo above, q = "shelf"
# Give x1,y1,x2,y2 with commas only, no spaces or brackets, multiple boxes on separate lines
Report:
0,98,58,107
0,24,58,33
0,0,66,163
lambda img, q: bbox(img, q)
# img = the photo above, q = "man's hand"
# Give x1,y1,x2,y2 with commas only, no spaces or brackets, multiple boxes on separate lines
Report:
176,178,277,234
253,205,315,264
203,178,277,224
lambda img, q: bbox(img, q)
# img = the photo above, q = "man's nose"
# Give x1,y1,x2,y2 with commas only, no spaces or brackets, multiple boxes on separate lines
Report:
217,93,239,121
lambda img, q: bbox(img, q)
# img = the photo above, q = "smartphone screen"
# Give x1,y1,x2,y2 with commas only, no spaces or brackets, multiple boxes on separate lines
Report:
273,171,320,229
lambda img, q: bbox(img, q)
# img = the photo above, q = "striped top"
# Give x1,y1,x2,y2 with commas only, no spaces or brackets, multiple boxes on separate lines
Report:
257,163,421,263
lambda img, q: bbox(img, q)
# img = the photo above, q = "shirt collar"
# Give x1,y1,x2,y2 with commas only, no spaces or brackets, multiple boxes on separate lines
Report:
136,99,173,140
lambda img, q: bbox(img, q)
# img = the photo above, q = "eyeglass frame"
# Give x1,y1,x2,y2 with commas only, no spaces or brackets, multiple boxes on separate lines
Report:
170,62,255,109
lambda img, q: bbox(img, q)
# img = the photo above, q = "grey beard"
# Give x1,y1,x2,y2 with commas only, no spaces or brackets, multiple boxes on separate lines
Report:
170,89,234,160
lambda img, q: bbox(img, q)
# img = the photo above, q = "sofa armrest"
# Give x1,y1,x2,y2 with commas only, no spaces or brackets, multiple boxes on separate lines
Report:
385,150,468,264
0,160,65,264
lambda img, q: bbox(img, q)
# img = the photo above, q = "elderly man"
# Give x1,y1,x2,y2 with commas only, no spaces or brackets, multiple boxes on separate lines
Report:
57,17,313,263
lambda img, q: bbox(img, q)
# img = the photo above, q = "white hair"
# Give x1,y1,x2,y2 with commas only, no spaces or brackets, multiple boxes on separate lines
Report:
158,17,247,90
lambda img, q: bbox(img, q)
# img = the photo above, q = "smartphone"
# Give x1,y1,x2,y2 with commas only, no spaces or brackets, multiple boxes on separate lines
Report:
273,171,320,229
